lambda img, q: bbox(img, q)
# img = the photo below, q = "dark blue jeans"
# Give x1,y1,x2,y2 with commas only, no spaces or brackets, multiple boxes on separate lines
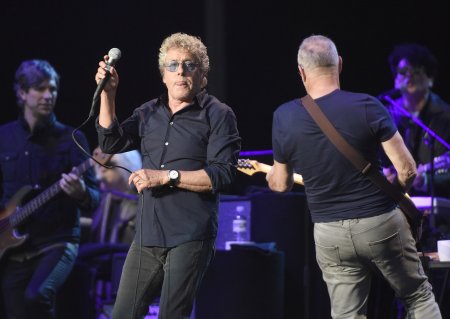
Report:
0,242,78,319
112,239,215,319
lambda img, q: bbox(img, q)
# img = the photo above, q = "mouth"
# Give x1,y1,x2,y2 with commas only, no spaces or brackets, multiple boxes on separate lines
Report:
175,81,189,87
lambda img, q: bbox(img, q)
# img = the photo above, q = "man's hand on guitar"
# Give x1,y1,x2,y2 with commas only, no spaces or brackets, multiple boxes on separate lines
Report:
60,167,87,201
412,170,426,190
384,165,427,192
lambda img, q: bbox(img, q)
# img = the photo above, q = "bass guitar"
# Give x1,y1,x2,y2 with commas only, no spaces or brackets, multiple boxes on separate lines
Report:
0,152,112,260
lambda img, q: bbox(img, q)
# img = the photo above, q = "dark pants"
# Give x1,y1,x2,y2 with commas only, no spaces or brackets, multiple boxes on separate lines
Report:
0,242,78,319
112,239,215,319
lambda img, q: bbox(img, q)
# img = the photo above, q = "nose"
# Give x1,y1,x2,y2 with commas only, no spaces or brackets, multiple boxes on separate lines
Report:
176,64,187,75
42,88,54,100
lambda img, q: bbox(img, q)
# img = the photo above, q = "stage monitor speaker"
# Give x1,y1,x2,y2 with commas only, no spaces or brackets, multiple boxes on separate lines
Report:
195,249,285,319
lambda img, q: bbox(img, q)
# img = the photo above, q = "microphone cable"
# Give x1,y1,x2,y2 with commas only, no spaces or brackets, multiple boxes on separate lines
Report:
71,47,149,317
71,48,131,174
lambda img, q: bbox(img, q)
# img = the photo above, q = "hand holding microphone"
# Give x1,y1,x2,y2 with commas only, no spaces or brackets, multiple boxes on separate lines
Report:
91,48,122,117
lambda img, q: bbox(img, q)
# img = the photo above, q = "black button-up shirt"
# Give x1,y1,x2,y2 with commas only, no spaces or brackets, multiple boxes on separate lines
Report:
0,114,100,251
97,90,241,247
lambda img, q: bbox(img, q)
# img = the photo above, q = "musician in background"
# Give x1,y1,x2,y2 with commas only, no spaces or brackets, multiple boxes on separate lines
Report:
381,43,450,198
89,147,141,244
0,59,99,319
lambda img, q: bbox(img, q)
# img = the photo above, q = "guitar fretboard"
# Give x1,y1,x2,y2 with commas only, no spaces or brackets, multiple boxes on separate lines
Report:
10,159,93,228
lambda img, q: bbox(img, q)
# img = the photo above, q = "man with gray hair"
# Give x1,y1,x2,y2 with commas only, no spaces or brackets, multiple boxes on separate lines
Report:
266,35,441,318
94,33,241,318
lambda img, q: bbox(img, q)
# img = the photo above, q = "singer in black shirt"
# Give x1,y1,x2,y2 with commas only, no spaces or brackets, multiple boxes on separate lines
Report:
95,33,241,319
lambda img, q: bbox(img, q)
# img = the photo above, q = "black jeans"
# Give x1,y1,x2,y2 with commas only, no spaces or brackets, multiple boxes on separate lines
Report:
0,242,78,319
112,239,215,319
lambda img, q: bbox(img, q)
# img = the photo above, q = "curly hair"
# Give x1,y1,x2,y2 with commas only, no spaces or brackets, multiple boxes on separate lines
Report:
388,43,438,79
158,32,210,77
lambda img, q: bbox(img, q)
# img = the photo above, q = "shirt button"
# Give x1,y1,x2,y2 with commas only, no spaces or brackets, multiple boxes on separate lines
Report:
24,151,29,156
160,164,165,168
170,121,174,125
165,142,169,146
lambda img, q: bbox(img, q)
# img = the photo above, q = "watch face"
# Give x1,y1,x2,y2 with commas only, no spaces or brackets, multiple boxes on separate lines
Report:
169,170,179,179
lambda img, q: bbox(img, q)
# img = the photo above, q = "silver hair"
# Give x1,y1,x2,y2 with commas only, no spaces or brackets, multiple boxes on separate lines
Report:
297,35,339,71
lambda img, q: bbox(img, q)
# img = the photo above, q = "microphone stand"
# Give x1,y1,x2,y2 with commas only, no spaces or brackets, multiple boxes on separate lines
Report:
383,95,450,151
383,95,450,248
423,132,436,228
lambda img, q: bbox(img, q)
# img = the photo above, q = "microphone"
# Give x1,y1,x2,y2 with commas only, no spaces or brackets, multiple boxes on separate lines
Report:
377,88,401,104
89,48,122,117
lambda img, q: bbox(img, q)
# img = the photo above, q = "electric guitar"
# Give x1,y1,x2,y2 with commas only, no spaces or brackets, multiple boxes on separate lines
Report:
383,152,450,182
237,159,304,185
0,152,112,260
417,152,450,174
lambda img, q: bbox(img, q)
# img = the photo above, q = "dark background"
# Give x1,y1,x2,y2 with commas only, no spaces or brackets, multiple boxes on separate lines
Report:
2,0,450,155
2,2,450,317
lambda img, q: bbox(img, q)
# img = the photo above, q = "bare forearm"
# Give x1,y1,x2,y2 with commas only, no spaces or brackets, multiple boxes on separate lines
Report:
266,160,294,192
382,132,417,192
177,170,213,192
99,92,116,128
129,169,213,193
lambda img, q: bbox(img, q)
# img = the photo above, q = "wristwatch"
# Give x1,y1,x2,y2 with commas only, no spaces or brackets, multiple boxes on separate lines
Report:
168,170,180,187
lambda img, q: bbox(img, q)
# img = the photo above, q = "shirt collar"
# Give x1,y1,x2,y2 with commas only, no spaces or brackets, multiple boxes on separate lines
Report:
18,112,57,135
157,89,208,109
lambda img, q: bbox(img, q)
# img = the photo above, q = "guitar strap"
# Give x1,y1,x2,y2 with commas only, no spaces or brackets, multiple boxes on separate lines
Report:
300,94,423,242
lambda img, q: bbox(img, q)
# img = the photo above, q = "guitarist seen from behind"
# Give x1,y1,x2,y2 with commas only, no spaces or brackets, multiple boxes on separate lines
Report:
0,60,100,319
266,35,441,319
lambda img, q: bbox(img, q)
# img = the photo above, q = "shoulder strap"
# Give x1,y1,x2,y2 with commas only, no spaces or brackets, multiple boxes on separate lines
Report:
300,94,422,223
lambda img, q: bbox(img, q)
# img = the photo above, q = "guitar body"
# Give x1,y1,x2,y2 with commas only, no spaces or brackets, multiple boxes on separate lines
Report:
0,185,33,261
0,219,27,261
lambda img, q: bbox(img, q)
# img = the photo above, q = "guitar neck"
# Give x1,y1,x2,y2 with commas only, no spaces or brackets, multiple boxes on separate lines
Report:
417,153,450,174
238,160,304,185
254,162,272,174
10,158,93,228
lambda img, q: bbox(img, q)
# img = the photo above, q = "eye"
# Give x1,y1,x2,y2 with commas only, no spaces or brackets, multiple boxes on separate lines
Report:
396,67,408,76
166,61,179,72
184,62,198,71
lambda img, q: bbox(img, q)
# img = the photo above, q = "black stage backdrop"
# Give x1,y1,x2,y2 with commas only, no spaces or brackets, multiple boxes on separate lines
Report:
1,0,450,163
2,2,450,318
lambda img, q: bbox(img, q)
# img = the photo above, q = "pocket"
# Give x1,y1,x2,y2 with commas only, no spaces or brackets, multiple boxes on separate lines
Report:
315,242,341,267
0,151,19,182
368,231,403,263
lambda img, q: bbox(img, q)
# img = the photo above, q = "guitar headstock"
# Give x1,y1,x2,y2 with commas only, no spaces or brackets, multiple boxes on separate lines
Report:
237,158,261,176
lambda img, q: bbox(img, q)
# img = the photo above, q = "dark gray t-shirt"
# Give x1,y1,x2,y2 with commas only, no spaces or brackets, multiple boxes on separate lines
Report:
273,89,397,222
